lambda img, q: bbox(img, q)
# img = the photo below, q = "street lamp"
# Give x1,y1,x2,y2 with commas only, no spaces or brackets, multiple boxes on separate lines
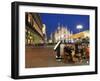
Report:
76,24,83,32
76,24,83,43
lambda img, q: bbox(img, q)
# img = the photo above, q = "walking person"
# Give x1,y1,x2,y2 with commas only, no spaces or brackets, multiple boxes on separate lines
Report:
54,40,62,61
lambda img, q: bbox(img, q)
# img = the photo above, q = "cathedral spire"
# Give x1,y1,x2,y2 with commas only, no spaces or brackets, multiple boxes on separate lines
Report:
58,23,60,30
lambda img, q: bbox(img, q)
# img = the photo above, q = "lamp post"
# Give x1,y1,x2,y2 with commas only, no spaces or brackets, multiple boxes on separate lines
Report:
76,24,83,33
76,25,83,43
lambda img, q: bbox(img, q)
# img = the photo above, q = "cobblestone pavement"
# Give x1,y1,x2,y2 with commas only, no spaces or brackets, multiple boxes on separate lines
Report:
25,46,89,68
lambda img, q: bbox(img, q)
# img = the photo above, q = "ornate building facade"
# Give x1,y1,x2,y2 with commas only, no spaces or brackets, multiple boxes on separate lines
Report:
50,24,72,43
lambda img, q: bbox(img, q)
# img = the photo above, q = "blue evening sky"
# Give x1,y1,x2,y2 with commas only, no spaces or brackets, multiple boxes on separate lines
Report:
40,13,89,38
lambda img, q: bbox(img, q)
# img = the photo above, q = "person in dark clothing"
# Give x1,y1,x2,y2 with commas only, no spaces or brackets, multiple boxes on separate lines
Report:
75,43,79,54
54,40,62,61
63,44,74,63
63,44,69,63
55,44,60,58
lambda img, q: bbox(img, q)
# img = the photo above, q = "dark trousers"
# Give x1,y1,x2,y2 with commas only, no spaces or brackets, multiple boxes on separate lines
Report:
56,47,60,58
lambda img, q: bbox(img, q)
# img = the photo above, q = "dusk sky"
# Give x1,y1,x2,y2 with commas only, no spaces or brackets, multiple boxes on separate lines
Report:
40,13,89,38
